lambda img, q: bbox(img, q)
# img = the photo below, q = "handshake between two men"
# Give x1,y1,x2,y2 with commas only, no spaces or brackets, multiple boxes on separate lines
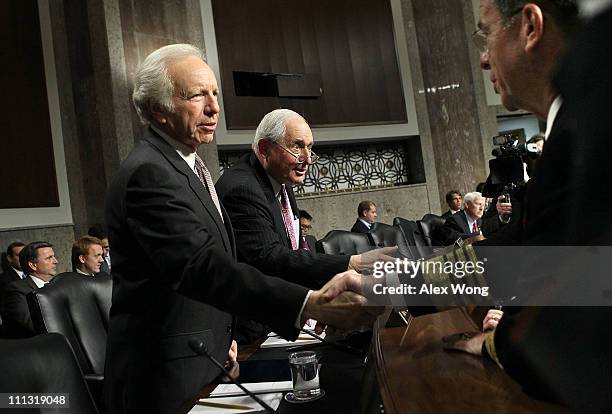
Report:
300,246,399,334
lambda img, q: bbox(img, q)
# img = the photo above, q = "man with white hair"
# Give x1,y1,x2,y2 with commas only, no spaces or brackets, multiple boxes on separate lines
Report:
436,192,484,245
104,45,382,414
217,108,394,341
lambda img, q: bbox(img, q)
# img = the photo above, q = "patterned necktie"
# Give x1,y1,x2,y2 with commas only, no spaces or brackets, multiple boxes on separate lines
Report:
194,154,224,222
280,185,298,250
302,236,310,251
472,220,479,233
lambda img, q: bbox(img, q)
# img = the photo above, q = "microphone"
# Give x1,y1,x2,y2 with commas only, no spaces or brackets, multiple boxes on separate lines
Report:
188,339,275,413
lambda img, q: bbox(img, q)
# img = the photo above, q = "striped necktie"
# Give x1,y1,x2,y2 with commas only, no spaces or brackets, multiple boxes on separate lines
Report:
194,154,224,222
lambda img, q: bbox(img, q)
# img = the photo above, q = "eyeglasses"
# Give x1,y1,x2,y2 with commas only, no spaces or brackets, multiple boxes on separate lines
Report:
300,224,312,230
472,7,524,53
271,140,320,164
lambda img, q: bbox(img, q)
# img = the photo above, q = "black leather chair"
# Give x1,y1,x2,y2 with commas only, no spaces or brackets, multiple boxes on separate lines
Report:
0,333,98,413
393,217,432,259
27,273,111,405
369,222,413,259
419,213,446,247
316,230,374,255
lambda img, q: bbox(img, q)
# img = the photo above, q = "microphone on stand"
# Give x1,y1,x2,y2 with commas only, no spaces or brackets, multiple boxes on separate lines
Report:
188,339,275,413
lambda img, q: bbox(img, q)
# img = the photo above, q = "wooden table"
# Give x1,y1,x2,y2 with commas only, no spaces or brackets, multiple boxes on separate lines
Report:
373,308,569,414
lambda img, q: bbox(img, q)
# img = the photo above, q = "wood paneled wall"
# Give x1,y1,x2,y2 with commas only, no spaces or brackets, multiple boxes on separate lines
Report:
0,0,59,209
212,0,407,129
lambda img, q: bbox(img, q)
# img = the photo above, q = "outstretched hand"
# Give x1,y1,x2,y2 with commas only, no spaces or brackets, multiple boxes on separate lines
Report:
305,270,384,334
349,246,399,275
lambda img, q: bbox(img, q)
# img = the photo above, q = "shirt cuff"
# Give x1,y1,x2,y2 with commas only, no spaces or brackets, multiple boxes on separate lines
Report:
295,290,313,329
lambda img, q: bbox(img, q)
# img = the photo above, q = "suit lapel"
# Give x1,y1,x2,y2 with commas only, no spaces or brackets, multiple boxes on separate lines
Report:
250,154,291,248
144,129,232,252
25,277,38,290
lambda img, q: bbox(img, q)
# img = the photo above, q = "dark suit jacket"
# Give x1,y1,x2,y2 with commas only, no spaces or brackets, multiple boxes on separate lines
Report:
216,153,349,289
490,10,612,412
0,276,39,338
301,235,317,251
436,211,481,245
350,219,371,234
0,267,21,290
441,209,456,219
104,129,308,414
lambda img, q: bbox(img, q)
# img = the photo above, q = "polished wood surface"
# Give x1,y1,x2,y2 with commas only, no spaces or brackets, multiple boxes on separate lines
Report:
374,308,569,414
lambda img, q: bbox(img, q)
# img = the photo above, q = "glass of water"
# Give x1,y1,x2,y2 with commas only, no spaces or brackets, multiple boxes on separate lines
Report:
287,351,324,402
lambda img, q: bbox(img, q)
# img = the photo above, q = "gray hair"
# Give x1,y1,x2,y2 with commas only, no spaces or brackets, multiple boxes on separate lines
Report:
494,0,579,35
252,109,306,154
132,44,205,126
463,192,483,207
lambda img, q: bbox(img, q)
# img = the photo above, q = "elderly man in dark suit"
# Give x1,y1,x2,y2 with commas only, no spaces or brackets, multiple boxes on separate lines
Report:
104,44,382,414
216,109,393,342
0,241,57,338
444,1,612,412
436,192,484,245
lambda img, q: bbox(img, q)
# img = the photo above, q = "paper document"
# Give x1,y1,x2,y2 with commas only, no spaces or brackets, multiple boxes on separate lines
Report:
188,382,292,413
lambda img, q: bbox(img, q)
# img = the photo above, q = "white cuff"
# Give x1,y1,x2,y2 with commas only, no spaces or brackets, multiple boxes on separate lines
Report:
295,290,313,329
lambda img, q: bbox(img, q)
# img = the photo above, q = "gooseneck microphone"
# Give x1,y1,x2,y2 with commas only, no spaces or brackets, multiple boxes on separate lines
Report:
188,339,275,413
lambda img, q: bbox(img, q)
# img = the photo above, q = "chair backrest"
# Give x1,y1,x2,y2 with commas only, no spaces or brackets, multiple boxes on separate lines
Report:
393,217,432,259
419,214,446,247
316,230,374,255
369,222,413,259
0,333,98,414
28,272,112,376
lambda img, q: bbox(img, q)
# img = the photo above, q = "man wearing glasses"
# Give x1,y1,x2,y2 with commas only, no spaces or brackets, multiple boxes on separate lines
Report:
217,109,393,342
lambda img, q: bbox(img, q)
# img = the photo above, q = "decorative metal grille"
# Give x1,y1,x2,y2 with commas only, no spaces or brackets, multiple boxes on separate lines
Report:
218,140,423,196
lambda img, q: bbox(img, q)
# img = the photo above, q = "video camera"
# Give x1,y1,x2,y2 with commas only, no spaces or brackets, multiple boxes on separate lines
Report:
481,132,541,198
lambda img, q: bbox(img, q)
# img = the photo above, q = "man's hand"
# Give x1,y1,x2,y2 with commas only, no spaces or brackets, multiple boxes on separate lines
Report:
303,270,384,334
496,195,512,220
227,340,238,363
482,309,504,332
443,331,486,356
348,246,399,274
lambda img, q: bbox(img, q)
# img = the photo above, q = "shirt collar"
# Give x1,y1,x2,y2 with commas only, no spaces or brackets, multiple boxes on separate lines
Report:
151,125,197,171
359,218,372,229
464,210,477,228
29,275,47,288
76,268,94,277
11,266,25,279
544,96,563,140
267,173,284,199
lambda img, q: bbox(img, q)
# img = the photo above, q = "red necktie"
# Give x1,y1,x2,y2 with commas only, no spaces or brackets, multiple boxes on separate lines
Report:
472,221,479,232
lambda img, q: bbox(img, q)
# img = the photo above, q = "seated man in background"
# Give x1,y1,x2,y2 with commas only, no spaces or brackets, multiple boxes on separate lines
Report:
88,223,111,274
299,209,317,251
0,241,58,338
436,192,484,245
70,235,105,276
351,200,378,233
441,190,463,219
0,242,26,289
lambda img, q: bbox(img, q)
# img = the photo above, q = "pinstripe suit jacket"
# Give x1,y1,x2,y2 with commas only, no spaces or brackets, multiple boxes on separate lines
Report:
216,153,350,289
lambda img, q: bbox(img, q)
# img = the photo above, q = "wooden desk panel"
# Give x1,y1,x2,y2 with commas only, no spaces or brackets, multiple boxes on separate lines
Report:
374,309,568,414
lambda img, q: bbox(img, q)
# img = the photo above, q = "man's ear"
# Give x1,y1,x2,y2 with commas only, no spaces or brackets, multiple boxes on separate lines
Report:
150,102,167,125
28,261,37,273
257,139,270,158
79,255,86,264
522,4,544,53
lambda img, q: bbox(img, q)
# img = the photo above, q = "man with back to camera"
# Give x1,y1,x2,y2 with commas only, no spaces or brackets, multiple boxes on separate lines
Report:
103,44,383,414
351,200,378,233
441,1,612,411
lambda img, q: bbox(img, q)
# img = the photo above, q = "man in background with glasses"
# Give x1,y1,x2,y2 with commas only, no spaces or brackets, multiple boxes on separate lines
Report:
217,108,394,342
